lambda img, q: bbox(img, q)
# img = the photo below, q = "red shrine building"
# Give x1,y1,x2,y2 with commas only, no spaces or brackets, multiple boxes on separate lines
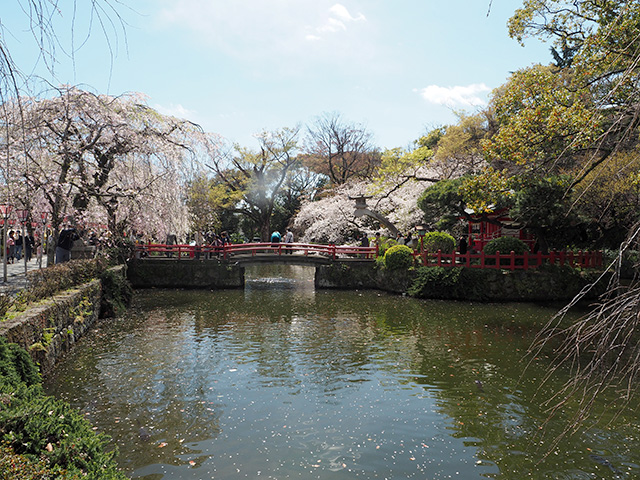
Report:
465,208,535,251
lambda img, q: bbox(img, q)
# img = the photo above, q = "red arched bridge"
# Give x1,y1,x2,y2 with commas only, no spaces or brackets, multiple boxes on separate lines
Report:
133,242,603,270
134,242,377,266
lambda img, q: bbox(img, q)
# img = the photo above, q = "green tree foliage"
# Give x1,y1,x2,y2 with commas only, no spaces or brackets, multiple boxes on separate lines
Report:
509,175,580,252
504,0,640,445
571,151,640,247
376,131,439,184
207,127,302,240
482,65,600,174
417,178,467,230
508,0,640,178
186,173,240,235
432,113,491,177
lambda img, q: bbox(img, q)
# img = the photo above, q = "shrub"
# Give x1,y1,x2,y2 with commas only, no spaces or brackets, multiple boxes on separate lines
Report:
384,245,414,270
100,268,133,318
483,236,529,255
0,338,126,479
422,232,455,254
408,266,489,301
0,338,41,390
375,237,397,257
12,258,109,310
482,236,529,266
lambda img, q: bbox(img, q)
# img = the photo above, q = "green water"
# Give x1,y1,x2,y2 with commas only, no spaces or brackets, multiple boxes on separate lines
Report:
44,266,639,479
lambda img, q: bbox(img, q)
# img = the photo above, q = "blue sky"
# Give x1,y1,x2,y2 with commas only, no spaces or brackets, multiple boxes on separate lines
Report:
5,0,550,150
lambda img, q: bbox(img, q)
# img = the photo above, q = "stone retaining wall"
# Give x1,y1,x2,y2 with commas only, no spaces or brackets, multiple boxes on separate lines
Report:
315,263,606,301
127,258,244,289
0,280,102,375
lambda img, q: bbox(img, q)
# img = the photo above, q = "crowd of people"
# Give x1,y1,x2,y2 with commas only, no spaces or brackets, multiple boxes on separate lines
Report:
4,230,36,264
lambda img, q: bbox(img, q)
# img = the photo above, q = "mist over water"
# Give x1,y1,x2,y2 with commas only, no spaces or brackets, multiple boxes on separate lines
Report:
45,266,640,479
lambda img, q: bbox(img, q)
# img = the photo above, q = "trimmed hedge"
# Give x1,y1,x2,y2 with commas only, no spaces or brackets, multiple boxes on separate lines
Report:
384,245,414,270
1,258,121,320
422,232,456,254
483,236,529,255
0,337,127,479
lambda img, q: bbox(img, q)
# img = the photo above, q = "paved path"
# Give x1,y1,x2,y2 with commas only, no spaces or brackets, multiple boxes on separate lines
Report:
0,257,48,295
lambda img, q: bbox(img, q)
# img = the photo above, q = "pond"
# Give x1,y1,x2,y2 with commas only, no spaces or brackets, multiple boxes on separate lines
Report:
44,265,639,479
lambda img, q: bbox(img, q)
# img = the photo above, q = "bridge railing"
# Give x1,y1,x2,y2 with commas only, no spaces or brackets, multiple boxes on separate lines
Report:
134,242,377,260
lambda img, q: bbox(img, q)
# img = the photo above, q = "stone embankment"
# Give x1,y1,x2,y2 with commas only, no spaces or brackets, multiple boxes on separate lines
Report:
127,258,244,289
0,265,127,375
316,263,607,301
0,280,101,375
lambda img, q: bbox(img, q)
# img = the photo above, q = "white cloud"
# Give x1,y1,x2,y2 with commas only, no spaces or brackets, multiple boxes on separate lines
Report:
314,4,367,36
153,0,369,65
153,103,196,120
416,83,491,107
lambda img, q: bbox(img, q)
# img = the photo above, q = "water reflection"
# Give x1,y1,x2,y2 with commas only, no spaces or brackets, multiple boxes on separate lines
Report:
44,266,639,479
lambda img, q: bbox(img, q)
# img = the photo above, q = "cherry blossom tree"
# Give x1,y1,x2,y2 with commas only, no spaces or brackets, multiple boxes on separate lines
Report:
1,86,211,261
293,172,430,245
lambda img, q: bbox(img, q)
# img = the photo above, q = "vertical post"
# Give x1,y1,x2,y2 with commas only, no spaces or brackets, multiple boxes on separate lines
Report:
38,212,47,269
1,221,5,283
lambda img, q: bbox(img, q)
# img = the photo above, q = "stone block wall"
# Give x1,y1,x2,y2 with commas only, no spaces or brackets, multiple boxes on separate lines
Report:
0,280,102,375
127,258,244,289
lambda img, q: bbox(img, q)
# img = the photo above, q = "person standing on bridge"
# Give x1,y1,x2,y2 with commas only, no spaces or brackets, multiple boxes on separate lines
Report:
359,232,370,258
271,231,281,255
284,229,294,254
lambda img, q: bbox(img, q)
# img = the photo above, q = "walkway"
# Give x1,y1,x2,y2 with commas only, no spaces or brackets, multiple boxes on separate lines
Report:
0,258,46,296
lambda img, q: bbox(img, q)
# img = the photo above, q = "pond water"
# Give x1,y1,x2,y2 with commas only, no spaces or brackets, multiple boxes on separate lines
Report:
44,266,640,479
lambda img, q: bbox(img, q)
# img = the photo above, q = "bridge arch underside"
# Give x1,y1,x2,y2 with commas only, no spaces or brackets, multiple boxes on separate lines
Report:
126,256,374,289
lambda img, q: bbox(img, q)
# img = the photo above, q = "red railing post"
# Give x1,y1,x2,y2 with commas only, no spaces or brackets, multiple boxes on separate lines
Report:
510,251,516,271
